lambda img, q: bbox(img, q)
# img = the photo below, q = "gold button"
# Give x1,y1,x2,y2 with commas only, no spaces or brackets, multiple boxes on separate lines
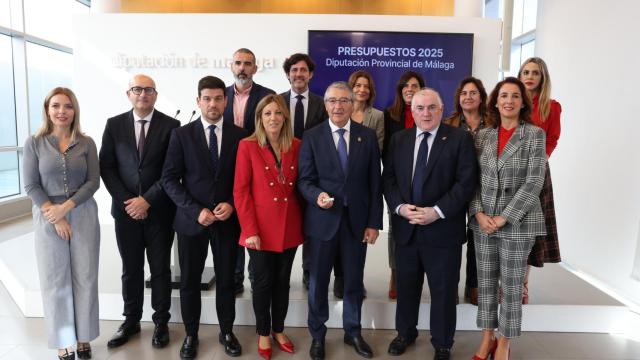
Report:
284,198,288,202
273,197,278,201
265,166,270,170
269,182,274,186
289,182,293,186
290,165,294,170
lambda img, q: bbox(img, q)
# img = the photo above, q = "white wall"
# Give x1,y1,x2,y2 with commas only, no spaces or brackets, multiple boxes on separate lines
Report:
73,13,501,225
536,0,640,307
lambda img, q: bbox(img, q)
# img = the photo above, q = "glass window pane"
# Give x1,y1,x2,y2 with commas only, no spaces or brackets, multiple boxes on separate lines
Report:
23,0,74,46
0,151,20,199
0,35,17,147
484,0,500,19
521,39,535,62
0,0,11,28
505,44,522,78
26,42,72,133
512,0,524,38
522,0,538,33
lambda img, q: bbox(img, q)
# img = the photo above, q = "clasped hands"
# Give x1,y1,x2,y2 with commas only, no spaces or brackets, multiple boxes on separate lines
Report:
398,204,440,225
198,202,234,227
41,202,73,241
124,196,150,220
475,212,507,234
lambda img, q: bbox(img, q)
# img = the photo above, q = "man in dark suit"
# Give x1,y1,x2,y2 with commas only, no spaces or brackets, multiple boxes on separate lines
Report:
100,74,180,349
162,76,248,359
382,89,478,360
279,52,328,290
223,48,275,294
298,81,383,360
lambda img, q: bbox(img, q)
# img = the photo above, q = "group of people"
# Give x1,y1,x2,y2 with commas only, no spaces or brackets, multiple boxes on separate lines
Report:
23,47,561,360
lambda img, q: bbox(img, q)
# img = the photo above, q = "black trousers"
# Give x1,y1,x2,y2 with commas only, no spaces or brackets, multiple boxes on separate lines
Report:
396,233,461,349
114,216,174,325
465,227,478,288
178,224,238,336
248,246,297,336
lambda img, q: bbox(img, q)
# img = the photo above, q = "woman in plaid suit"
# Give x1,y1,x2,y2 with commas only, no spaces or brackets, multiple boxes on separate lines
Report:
469,77,546,360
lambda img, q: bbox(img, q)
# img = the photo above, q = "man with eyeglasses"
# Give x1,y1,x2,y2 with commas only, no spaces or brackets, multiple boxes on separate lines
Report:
279,52,328,290
223,48,275,295
298,81,382,360
100,74,180,349
382,89,478,360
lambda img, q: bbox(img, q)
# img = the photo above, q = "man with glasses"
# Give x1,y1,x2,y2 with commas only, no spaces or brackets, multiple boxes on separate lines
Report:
382,89,478,360
100,74,180,349
298,81,382,360
279,52,328,290
223,48,275,294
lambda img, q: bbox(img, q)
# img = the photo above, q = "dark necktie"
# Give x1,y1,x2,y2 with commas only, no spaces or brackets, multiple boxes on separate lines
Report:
137,119,147,160
294,94,304,139
208,124,219,173
412,132,430,203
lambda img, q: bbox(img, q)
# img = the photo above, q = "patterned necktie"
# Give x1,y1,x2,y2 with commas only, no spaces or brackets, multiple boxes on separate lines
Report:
412,132,430,203
137,119,147,160
337,128,348,174
294,94,304,139
208,124,219,173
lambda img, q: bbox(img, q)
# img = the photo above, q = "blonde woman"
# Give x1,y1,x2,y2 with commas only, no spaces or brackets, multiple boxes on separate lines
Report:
23,87,100,360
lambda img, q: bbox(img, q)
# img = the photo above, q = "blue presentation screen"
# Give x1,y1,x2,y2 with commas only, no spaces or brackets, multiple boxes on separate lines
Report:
308,30,474,116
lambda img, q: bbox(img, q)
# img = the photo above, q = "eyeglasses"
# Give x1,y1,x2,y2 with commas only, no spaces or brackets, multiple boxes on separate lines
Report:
129,87,157,95
325,98,352,105
414,105,440,113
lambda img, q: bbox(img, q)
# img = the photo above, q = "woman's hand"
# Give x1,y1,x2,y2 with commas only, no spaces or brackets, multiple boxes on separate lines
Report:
245,235,261,250
475,212,498,234
42,201,74,224
54,218,72,240
492,215,507,229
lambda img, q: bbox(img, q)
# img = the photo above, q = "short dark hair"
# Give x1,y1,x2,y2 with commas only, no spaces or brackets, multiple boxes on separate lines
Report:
487,77,533,127
282,53,316,74
197,76,226,97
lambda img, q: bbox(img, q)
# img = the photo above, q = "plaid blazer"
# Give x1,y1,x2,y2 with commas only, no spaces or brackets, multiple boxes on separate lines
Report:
469,122,547,238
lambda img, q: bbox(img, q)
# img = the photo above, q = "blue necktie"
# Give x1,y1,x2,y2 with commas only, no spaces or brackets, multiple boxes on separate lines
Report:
412,132,430,204
294,94,304,139
337,128,348,206
208,124,219,173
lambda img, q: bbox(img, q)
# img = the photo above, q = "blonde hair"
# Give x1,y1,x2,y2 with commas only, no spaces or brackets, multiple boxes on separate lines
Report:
518,57,552,122
248,94,293,152
35,87,83,141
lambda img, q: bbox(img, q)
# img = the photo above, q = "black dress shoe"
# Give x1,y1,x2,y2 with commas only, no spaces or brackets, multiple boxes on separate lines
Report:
344,334,373,358
76,345,91,359
151,323,170,348
333,276,344,299
107,321,141,348
433,347,451,360
219,332,242,357
303,270,310,290
180,335,199,359
387,335,415,356
58,349,75,360
309,339,325,360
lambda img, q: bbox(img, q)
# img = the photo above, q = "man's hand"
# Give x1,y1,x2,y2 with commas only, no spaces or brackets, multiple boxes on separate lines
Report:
124,196,151,220
54,218,72,241
197,208,216,226
402,205,440,225
476,212,498,234
213,202,234,221
316,192,334,209
362,228,379,244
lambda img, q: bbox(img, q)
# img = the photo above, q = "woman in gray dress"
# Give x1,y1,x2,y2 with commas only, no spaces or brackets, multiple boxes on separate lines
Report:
23,87,100,360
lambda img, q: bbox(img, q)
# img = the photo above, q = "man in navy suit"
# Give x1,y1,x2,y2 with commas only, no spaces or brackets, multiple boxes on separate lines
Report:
223,48,275,294
382,89,478,360
279,52,329,290
298,81,383,360
162,76,248,359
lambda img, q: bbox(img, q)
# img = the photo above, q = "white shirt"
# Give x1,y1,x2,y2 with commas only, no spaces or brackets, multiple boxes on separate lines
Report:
200,116,223,156
328,119,351,154
289,88,309,131
133,109,154,145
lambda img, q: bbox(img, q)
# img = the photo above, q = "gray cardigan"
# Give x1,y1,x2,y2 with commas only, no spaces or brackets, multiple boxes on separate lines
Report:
23,134,100,207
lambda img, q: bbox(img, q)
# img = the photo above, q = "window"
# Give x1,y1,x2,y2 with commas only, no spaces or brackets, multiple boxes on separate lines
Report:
0,151,20,198
0,34,17,147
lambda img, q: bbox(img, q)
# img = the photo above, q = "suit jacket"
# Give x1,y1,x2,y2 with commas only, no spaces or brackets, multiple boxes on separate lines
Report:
298,120,383,241
99,109,180,222
279,90,328,133
382,123,478,247
161,118,248,236
382,108,408,158
223,82,275,134
469,123,546,238
362,107,385,152
234,139,304,252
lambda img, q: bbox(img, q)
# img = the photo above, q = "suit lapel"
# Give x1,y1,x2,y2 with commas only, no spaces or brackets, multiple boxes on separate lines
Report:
245,86,261,126
323,122,346,178
306,95,318,129
401,129,417,194
485,128,499,176
193,119,215,175
422,125,449,184
139,111,162,164
126,111,139,162
497,124,524,171
347,123,363,179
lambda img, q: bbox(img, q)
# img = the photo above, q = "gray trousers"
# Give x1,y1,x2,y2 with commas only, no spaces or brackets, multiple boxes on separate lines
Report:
473,231,534,338
33,197,100,348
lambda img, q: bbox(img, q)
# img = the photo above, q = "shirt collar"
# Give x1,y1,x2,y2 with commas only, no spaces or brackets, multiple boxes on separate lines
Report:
329,119,351,133
133,109,154,122
234,83,253,96
415,124,440,138
292,88,309,99
201,116,223,131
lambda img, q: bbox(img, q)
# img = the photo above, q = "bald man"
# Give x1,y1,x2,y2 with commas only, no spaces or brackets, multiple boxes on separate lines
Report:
100,74,180,349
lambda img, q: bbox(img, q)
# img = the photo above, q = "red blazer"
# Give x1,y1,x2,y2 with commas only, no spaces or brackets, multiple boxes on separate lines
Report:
234,138,304,252
532,94,562,157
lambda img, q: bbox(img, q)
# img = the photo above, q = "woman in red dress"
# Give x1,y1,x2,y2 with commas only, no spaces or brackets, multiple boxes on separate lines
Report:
234,95,304,359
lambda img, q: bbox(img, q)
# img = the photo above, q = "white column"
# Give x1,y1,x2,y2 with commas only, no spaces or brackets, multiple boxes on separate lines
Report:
454,0,484,17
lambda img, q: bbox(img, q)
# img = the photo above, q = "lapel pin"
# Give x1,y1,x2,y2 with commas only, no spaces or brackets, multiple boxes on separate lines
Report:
357,137,362,142
442,136,447,140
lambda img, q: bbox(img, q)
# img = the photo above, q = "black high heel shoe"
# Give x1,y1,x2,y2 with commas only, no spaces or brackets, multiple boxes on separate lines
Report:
77,344,92,359
58,349,75,360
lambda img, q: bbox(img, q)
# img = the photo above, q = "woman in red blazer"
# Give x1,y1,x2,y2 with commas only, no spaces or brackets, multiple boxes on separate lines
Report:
234,94,304,359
